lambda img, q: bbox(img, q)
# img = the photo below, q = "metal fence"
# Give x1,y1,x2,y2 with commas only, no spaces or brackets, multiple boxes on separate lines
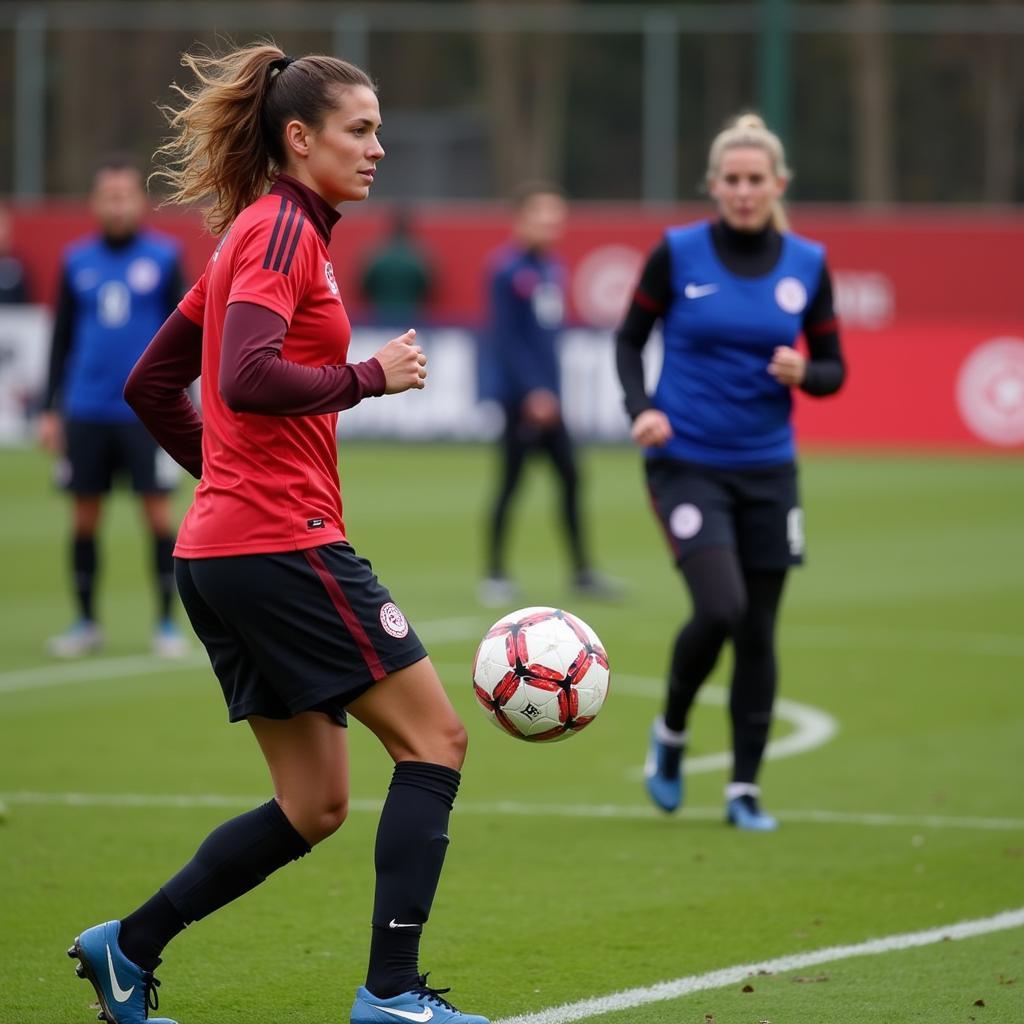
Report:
3,1,1023,203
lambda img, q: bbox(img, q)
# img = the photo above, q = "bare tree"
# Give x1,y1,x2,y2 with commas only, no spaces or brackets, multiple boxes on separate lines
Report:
850,0,894,202
475,0,573,195
981,0,1020,202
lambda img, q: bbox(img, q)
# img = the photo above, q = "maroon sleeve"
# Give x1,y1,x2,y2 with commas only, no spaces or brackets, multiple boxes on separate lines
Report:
124,310,204,479
219,301,387,416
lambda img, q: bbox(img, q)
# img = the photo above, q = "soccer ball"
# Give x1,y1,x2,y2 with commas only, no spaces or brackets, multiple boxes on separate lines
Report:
472,606,610,742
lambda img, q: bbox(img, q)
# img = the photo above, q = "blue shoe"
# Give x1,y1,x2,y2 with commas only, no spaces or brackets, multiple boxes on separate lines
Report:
351,974,489,1023
643,717,685,813
67,921,176,1023
726,794,778,831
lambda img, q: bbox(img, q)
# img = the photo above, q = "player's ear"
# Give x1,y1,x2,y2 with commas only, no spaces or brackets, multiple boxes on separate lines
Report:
283,119,311,160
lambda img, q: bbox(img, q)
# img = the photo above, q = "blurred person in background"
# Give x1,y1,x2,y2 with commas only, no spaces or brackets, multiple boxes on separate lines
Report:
38,156,187,658
615,114,846,830
480,184,620,607
66,44,489,1024
0,204,30,302
359,205,434,324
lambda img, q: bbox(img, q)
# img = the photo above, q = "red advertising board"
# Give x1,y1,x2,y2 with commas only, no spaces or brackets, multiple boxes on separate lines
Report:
7,203,1023,449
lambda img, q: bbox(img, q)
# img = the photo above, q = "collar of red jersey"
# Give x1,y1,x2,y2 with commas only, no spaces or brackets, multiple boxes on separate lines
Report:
270,174,341,244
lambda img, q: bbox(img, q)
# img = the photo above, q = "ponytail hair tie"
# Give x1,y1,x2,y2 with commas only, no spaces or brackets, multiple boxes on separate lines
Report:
268,56,296,78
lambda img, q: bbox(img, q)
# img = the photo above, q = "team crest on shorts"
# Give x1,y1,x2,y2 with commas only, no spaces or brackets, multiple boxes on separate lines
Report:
669,503,703,540
380,602,409,638
774,276,807,314
324,261,339,297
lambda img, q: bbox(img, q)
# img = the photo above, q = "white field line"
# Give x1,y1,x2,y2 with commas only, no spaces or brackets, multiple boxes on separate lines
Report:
493,907,1024,1024
783,624,1024,658
3,791,1023,831
3,619,1021,698
0,617,483,695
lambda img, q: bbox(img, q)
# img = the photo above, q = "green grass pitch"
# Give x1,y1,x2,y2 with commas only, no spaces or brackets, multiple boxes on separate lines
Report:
1,443,1022,1023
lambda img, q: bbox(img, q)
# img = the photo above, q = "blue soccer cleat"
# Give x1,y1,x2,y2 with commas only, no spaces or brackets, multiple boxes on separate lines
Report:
643,717,685,813
67,921,176,1023
351,974,489,1024
726,793,778,831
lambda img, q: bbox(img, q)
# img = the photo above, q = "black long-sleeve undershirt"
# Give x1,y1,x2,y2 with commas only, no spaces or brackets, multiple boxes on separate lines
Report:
615,221,846,421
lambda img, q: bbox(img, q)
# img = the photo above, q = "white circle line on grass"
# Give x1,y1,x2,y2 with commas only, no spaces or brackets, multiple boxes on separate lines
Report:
492,906,1024,1024
2,791,1022,831
606,677,839,777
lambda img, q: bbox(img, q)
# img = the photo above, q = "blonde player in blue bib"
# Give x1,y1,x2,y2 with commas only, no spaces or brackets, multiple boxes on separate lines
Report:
615,113,846,829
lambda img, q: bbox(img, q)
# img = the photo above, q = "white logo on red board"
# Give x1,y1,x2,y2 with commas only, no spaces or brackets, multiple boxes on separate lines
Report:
956,337,1024,447
572,245,644,328
669,503,703,540
324,261,339,297
380,602,409,639
775,276,807,315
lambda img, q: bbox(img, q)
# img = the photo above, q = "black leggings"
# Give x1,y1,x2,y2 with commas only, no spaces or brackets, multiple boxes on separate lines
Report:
487,404,586,577
663,546,788,785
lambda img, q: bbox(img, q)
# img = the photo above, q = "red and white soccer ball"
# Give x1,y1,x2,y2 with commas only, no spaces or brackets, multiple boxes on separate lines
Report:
472,606,610,742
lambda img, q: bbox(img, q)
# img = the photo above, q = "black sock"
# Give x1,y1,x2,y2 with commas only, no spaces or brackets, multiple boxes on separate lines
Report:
118,890,183,972
119,799,310,968
72,536,97,622
153,535,175,622
365,761,461,998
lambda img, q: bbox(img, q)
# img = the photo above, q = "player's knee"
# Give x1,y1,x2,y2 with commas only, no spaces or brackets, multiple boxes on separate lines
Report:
400,715,468,770
311,796,349,842
287,794,348,845
703,595,747,635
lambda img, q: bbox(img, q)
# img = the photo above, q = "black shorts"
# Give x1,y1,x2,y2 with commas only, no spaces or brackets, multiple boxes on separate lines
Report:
174,543,428,725
645,457,804,571
60,419,179,494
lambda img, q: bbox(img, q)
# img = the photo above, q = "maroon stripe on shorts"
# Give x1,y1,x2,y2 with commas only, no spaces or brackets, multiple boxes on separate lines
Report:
303,547,387,681
647,482,682,560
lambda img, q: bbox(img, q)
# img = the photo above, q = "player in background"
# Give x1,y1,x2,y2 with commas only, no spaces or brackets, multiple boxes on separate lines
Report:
65,45,488,1024
39,157,188,658
359,206,435,325
480,184,620,607
615,114,845,830
0,204,30,303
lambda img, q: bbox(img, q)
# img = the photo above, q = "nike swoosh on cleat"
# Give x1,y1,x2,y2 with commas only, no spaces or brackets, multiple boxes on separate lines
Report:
105,944,135,1003
388,919,419,929
369,1005,433,1022
684,282,718,299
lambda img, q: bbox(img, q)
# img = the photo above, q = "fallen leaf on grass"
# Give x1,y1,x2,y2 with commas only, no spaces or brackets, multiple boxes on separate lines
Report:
741,984,754,993
792,974,830,984
703,1015,715,1024
997,975,1016,985
974,998,986,1007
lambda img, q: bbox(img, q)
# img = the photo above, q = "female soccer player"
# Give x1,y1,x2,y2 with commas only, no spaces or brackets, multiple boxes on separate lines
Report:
67,45,488,1024
615,114,845,830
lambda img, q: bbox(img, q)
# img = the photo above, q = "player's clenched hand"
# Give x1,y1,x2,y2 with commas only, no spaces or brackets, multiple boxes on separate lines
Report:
631,408,672,448
768,345,806,388
37,410,64,455
374,329,427,394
